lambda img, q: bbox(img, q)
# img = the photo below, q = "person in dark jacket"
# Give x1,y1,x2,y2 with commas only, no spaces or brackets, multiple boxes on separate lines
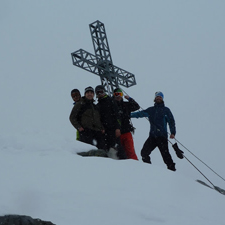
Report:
113,88,140,160
95,85,127,159
70,89,81,140
70,86,106,150
131,91,176,171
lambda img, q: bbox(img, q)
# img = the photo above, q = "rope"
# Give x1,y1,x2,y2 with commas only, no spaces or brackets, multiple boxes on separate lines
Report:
167,138,215,187
173,137,225,182
183,155,215,188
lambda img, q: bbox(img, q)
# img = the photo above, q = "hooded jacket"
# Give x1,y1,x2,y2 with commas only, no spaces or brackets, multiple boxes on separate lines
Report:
131,102,176,138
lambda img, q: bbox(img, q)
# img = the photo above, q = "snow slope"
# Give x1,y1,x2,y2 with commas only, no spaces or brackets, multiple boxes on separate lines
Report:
1,1,225,224
0,133,224,225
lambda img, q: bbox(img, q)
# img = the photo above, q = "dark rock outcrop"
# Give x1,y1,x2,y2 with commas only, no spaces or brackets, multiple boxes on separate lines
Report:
0,215,56,225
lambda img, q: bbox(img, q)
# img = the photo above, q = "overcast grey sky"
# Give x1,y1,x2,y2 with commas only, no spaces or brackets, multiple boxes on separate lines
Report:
1,1,225,180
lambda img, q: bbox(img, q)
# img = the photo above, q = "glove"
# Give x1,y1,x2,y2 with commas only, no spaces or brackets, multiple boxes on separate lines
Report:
172,143,184,159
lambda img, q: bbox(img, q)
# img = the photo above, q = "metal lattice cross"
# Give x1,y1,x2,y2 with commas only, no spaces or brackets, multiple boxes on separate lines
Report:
71,20,136,96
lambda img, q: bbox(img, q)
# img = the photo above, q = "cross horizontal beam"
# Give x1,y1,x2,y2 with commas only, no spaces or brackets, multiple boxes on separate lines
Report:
71,49,136,88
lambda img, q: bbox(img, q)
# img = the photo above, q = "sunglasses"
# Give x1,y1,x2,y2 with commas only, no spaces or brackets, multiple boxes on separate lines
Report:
114,92,123,97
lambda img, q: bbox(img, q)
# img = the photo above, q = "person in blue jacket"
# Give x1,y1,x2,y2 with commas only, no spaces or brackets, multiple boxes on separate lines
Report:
131,91,176,171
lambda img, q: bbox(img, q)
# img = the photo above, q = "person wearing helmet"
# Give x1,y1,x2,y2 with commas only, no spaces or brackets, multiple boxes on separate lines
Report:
113,88,140,160
131,91,176,171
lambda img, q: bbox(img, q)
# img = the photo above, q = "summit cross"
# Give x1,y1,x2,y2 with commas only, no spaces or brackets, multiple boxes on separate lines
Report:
71,20,136,96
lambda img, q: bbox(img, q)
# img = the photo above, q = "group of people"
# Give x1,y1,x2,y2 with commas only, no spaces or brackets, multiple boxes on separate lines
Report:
70,86,177,171
70,85,139,160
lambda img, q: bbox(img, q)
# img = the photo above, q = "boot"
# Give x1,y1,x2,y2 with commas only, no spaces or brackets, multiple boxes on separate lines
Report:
167,163,176,171
142,156,151,164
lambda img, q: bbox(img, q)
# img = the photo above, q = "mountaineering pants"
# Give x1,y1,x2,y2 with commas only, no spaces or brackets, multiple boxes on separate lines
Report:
79,128,106,150
120,132,138,160
141,136,174,166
